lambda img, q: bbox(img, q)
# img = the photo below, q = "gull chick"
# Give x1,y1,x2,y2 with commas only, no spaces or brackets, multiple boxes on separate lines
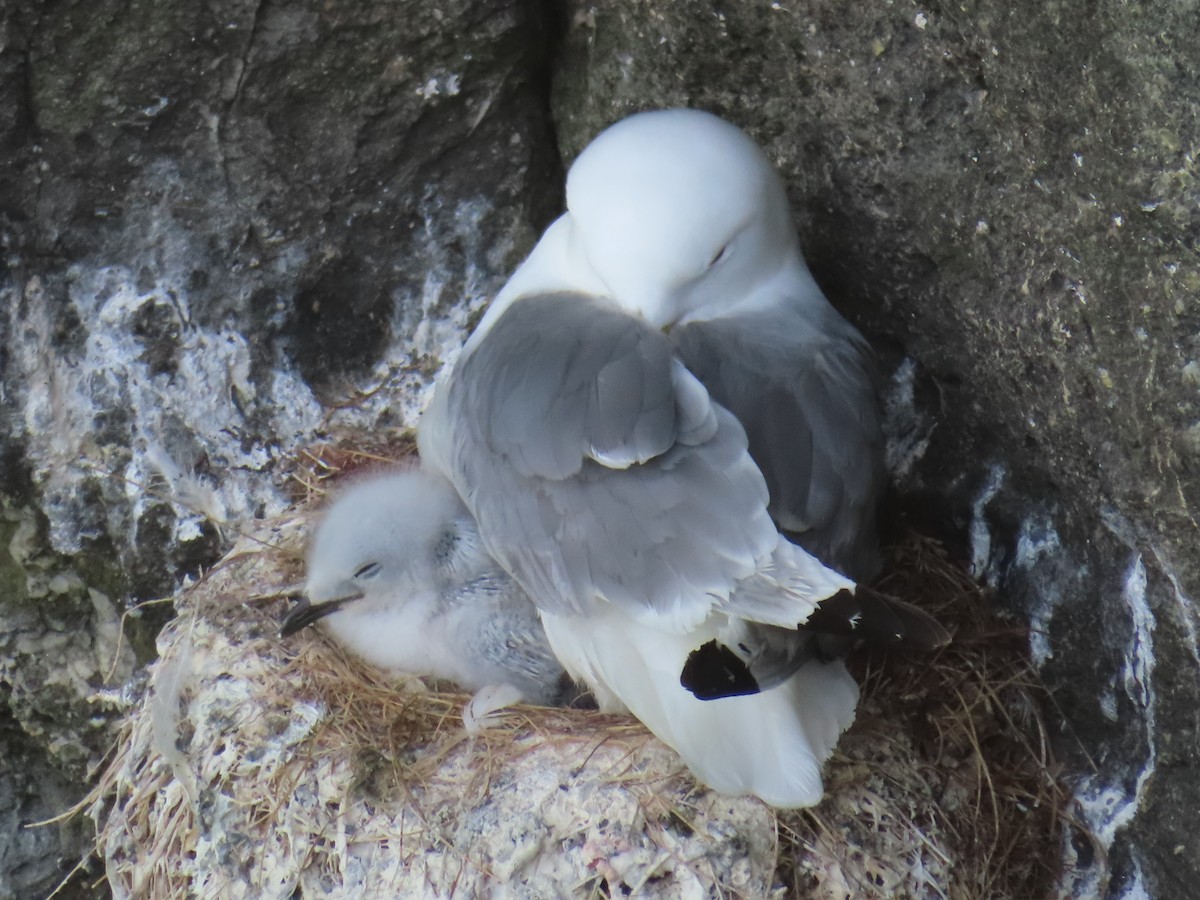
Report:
281,469,573,733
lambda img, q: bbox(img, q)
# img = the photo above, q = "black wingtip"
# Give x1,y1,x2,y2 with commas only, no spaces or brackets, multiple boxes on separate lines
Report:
802,588,904,642
680,640,761,700
861,586,952,650
894,602,953,650
804,586,951,651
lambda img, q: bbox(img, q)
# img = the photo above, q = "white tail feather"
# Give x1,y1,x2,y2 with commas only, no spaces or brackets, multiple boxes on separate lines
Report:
543,609,858,808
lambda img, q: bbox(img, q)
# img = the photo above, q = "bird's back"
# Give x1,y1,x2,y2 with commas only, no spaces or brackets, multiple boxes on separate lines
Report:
672,301,884,580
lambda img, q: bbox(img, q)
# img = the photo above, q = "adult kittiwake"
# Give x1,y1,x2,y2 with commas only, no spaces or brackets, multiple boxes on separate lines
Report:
281,469,574,734
419,109,943,806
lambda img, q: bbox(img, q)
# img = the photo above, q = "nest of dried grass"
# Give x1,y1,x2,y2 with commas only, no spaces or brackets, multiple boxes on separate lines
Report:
782,535,1070,898
80,443,1076,898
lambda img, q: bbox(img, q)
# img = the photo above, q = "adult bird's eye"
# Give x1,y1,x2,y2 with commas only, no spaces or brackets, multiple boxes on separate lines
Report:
354,562,382,580
708,243,731,269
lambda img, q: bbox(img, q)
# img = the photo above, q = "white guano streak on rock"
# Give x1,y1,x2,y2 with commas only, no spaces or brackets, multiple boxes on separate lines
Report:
331,196,513,434
882,357,936,480
10,163,517,564
1149,543,1200,668
82,267,319,545
1075,555,1157,850
1056,551,1157,899
7,170,328,555
1114,856,1151,900
968,464,1006,584
1014,514,1063,667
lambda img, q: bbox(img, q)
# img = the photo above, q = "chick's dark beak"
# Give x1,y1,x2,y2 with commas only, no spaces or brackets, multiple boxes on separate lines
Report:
280,592,362,638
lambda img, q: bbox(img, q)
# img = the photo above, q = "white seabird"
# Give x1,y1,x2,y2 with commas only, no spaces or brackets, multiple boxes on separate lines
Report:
419,109,942,806
469,108,886,580
281,469,573,733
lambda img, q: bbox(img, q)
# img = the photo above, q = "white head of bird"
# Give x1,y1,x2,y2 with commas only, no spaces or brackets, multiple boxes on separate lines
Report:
466,108,820,351
308,474,475,608
283,470,488,674
563,108,807,329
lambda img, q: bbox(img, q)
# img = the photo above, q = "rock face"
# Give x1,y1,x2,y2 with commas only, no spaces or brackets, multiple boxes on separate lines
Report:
0,1,557,895
0,0,1195,897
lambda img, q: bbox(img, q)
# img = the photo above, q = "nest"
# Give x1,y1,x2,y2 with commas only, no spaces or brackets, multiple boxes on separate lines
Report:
81,444,1078,898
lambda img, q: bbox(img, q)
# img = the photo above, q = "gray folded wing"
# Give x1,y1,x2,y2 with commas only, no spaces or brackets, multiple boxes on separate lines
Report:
443,292,779,628
672,305,885,579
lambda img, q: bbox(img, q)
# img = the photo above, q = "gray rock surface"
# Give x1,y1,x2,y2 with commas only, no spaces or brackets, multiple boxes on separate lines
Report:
0,0,556,893
1,0,1195,896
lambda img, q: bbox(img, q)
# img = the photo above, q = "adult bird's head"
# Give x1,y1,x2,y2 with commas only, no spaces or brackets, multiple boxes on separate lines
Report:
564,108,804,330
280,470,480,638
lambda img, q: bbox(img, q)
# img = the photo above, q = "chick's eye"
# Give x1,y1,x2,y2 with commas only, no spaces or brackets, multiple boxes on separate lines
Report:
708,243,731,269
354,562,382,580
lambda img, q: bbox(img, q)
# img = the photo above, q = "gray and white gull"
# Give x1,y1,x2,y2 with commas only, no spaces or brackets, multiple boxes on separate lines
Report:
418,108,944,807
